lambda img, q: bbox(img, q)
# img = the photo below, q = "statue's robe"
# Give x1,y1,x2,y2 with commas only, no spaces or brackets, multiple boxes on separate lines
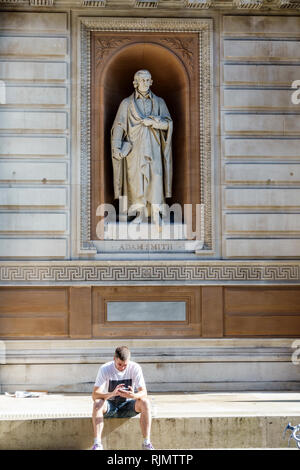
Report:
111,91,173,211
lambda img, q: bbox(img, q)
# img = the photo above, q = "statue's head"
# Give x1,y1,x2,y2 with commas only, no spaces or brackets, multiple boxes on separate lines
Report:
133,70,153,94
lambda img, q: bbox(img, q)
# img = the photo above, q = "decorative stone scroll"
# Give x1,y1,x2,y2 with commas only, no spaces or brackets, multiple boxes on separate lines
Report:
134,0,159,6
233,0,263,8
184,0,213,7
81,0,106,6
29,0,53,4
78,17,214,257
276,0,300,7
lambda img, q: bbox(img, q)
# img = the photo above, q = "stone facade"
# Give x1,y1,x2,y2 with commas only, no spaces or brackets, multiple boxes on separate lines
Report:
0,10,300,263
0,4,300,391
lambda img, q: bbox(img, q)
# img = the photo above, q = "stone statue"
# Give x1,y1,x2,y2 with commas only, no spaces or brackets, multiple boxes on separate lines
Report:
111,69,173,223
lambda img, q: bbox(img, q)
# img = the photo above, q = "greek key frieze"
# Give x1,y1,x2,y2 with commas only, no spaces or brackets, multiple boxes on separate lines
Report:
1,264,300,284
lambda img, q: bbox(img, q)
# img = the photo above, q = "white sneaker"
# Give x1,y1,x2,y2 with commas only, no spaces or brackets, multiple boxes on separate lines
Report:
142,441,155,450
92,443,103,450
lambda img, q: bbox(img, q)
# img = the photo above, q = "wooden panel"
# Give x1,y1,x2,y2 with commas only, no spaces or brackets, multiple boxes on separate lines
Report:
225,315,300,337
224,287,300,337
92,286,201,338
225,288,300,314
0,317,67,337
0,287,69,338
69,287,92,338
201,287,223,338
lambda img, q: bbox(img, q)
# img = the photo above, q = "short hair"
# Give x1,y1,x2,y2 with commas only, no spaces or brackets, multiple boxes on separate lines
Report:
133,69,153,89
114,346,131,361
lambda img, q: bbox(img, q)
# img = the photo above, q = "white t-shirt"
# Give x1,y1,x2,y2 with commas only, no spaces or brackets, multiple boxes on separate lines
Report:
94,360,146,403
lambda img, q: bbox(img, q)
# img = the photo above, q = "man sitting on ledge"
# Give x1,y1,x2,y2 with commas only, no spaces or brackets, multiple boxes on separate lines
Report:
92,345,154,450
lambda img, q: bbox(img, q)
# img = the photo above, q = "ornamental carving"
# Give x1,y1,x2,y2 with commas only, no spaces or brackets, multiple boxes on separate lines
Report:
1,262,300,284
95,38,132,64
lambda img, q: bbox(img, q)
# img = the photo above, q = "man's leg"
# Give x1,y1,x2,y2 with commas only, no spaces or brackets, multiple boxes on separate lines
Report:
92,399,108,448
135,397,153,447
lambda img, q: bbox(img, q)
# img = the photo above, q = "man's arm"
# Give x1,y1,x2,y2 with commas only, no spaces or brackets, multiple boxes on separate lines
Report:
92,383,125,402
118,385,147,400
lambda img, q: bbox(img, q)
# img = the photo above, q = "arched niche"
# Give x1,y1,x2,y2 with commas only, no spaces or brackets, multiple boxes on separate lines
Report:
91,35,200,237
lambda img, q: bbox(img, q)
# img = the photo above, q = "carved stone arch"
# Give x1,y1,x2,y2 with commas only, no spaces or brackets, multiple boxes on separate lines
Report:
78,17,213,256
91,35,200,239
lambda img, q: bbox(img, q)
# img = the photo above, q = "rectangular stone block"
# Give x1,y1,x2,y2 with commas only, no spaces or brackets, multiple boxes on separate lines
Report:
0,62,67,82
225,188,300,208
0,161,67,181
0,213,67,232
0,112,67,131
223,16,300,35
225,238,300,258
0,188,67,207
4,87,67,106
223,89,294,110
225,163,300,183
224,39,300,61
224,213,300,233
0,238,67,258
0,137,67,156
0,37,67,57
0,12,68,33
224,64,300,85
224,139,300,158
223,113,300,135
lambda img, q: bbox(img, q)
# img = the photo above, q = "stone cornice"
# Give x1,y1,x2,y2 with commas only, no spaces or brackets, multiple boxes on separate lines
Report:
1,0,300,10
1,261,300,285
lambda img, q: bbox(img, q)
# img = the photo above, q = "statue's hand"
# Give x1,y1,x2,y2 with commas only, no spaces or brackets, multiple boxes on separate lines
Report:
147,116,168,130
112,149,123,161
142,118,155,127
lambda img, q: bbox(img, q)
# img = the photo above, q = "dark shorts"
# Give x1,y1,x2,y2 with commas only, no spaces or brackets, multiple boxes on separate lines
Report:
104,399,140,418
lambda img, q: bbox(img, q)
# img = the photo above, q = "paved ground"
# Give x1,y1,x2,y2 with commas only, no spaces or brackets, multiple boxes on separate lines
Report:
1,391,300,420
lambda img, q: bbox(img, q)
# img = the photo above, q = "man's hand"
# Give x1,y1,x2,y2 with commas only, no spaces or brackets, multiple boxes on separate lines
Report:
111,383,126,397
117,385,135,399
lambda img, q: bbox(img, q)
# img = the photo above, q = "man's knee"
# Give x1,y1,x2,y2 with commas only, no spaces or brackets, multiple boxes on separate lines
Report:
93,399,107,414
135,396,150,413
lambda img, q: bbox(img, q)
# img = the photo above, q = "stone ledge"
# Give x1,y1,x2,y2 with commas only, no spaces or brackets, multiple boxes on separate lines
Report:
1,392,300,449
1,339,299,393
1,338,297,364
